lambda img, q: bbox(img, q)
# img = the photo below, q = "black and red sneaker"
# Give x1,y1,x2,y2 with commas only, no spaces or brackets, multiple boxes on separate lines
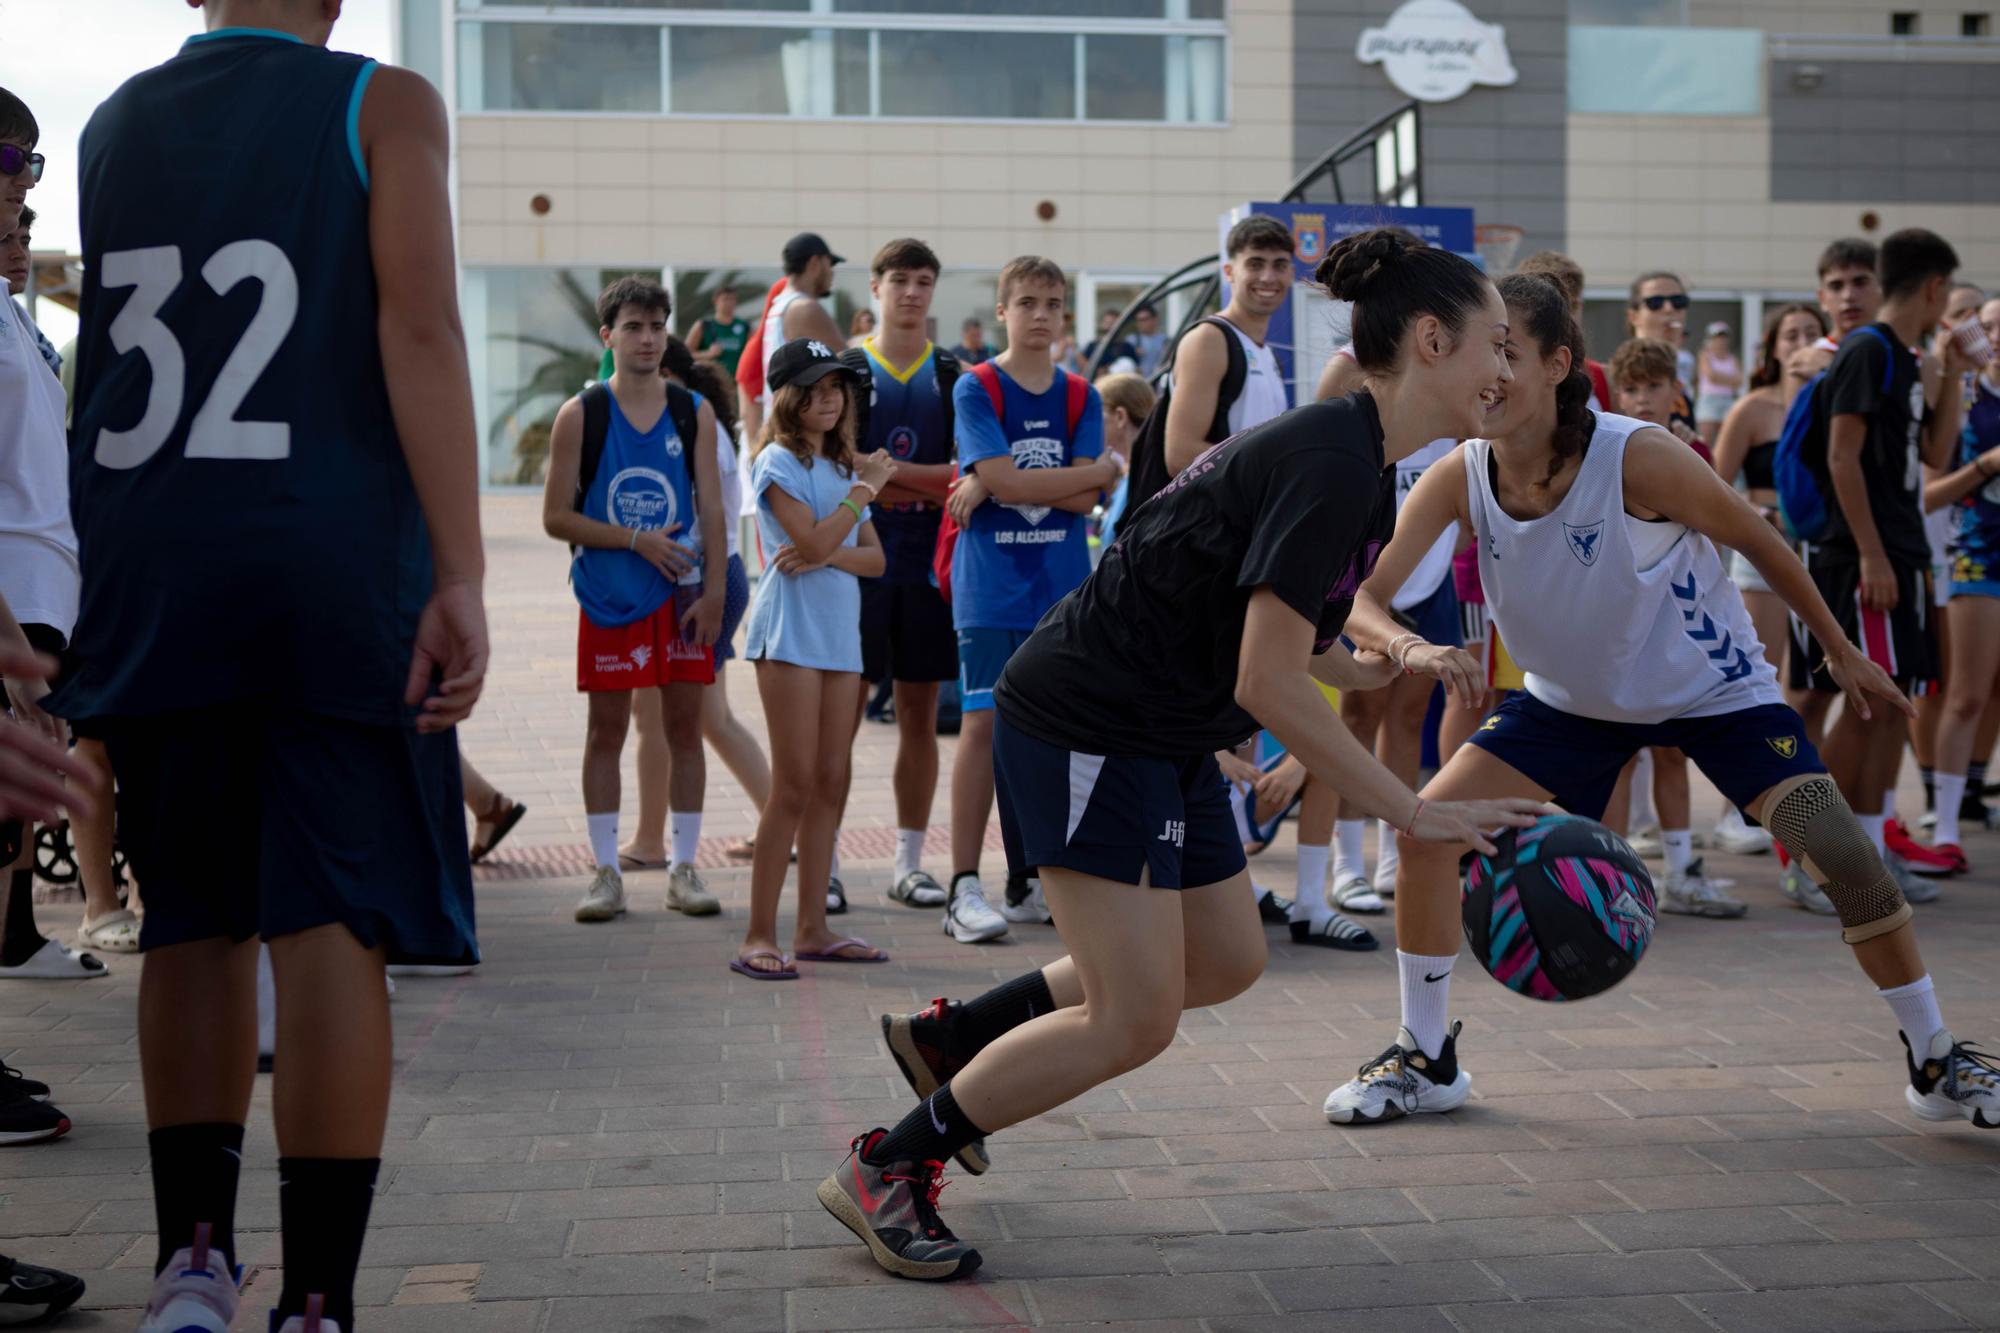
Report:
881,1000,988,1174
0,1090,68,1145
816,1129,982,1282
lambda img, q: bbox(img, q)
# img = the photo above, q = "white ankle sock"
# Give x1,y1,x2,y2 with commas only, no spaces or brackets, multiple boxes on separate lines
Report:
830,844,843,882
1332,820,1367,883
587,813,619,869
1374,820,1401,891
1662,829,1693,880
1934,773,1967,846
1881,791,1897,822
669,811,701,869
1879,974,1944,1055
896,828,926,882
1630,749,1657,828
1292,844,1331,924
1859,813,1887,857
1398,950,1455,1060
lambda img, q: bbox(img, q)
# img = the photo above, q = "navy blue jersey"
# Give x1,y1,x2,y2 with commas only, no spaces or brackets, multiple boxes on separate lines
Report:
858,339,951,584
54,30,429,727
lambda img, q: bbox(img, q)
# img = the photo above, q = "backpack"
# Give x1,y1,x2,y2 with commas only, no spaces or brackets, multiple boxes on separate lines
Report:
933,362,1091,605
1772,325,1897,544
838,343,962,452
1124,316,1250,513
572,381,702,552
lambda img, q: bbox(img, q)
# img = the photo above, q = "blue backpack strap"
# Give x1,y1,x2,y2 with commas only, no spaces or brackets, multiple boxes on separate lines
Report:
1857,325,1899,393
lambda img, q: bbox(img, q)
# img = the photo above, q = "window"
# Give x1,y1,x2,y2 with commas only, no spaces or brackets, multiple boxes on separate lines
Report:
1568,27,1762,114
1964,12,1991,34
1567,0,1688,24
468,22,660,112
1891,11,1919,32
668,27,849,116
875,30,1076,118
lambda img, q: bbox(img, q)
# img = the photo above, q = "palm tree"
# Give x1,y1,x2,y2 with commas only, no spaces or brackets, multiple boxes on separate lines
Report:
490,270,607,485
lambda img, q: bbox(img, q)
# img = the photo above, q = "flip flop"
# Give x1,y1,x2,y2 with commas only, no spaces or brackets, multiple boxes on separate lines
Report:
795,937,889,963
723,838,757,863
470,796,528,864
729,949,798,981
617,852,669,872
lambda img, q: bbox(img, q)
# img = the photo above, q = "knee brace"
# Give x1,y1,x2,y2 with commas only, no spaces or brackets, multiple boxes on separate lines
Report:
1761,775,1911,944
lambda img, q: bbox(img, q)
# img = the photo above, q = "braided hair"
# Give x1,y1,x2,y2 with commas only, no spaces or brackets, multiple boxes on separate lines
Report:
1497,273,1594,486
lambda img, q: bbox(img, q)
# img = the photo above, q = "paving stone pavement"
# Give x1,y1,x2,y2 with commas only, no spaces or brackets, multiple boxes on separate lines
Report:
6,495,2000,1331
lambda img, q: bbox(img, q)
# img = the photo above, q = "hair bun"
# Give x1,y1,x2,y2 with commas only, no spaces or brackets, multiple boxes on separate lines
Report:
1316,227,1414,303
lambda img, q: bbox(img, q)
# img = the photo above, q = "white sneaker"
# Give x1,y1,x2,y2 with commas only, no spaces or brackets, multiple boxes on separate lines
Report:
1324,1022,1471,1124
270,1295,346,1333
666,863,720,916
1779,861,1837,915
1887,852,1941,905
1904,1028,2000,1129
997,875,1052,924
575,865,627,923
1660,858,1748,918
1329,874,1385,915
138,1226,240,1333
1625,825,1663,860
942,875,1009,943
1708,806,1772,856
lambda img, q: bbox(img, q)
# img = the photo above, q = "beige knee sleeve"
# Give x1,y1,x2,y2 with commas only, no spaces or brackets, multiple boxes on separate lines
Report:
1760,775,1911,944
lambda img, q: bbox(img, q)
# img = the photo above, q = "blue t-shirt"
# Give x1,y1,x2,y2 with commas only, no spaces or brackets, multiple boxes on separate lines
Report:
859,340,951,585
1952,377,2000,585
572,389,700,629
951,365,1103,631
742,445,869,672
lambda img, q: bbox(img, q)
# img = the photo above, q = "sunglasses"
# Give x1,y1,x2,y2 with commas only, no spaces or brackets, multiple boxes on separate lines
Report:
1636,293,1690,311
0,146,44,183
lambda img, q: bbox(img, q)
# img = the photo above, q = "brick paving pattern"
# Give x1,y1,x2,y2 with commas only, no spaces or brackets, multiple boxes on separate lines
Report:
5,496,1999,1330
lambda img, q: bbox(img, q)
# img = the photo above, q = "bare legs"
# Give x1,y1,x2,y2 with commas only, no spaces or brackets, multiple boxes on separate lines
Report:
949,710,995,880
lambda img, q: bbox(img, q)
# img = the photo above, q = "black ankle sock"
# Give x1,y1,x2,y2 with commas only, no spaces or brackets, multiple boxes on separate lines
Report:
150,1123,246,1275
0,869,48,967
276,1157,379,1331
948,969,1055,1066
870,1081,987,1167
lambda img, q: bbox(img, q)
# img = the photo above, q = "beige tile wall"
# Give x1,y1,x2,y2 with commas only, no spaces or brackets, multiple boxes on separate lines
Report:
1567,112,2000,291
455,0,1292,274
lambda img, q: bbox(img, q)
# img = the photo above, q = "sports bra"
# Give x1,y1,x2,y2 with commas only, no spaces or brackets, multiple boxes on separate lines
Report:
1741,440,1776,492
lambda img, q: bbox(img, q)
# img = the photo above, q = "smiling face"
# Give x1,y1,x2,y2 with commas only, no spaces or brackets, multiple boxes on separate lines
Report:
1628,276,1687,345
1225,246,1293,319
1482,298,1574,439
1422,283,1514,441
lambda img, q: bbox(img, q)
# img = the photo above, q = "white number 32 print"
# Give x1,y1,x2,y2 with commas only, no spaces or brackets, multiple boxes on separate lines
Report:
94,240,299,469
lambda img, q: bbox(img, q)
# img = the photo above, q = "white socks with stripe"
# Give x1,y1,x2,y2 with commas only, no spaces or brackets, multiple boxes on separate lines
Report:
1934,773,1967,847
670,811,702,870
1662,829,1693,880
896,829,927,883
587,813,619,870
1398,950,1456,1060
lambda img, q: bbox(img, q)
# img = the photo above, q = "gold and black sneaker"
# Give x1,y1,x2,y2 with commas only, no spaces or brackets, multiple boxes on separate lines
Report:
881,1000,989,1174
817,1130,982,1281
1322,1021,1472,1124
1904,1029,2000,1128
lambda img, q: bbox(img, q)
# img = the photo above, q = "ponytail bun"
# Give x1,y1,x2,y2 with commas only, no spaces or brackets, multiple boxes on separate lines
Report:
1315,227,1414,302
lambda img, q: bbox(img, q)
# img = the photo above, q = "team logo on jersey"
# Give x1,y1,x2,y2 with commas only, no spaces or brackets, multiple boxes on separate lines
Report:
1290,213,1325,265
608,465,676,533
1767,735,1799,758
631,644,653,670
1480,714,1501,732
1563,520,1604,567
888,425,919,460
1005,436,1065,526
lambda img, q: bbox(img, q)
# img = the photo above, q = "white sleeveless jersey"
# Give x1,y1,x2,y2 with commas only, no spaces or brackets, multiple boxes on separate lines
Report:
1392,438,1459,609
1222,321,1290,436
760,287,809,403
1464,413,1781,724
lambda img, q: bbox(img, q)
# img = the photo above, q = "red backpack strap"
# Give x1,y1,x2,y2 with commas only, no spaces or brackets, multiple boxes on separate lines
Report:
970,360,1005,421
1062,369,1089,436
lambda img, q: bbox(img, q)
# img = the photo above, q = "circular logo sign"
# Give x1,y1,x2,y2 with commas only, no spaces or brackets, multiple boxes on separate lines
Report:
1357,0,1517,103
607,465,676,533
888,425,919,460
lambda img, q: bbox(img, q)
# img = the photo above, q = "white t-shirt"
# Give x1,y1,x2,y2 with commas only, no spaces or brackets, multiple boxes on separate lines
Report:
760,287,809,406
716,424,742,559
0,298,80,636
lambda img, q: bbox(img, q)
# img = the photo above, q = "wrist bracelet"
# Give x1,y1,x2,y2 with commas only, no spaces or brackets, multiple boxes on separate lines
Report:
628,528,639,551
1388,632,1422,673
840,498,865,523
1402,798,1426,837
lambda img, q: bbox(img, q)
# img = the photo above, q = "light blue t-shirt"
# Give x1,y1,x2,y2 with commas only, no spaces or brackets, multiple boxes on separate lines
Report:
951,365,1104,631
742,444,869,672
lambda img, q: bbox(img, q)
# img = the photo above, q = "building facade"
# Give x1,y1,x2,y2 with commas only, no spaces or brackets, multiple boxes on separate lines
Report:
397,1,1999,485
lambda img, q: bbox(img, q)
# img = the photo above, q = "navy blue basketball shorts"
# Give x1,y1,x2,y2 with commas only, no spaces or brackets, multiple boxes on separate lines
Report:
103,706,479,962
992,713,1247,890
1467,692,1824,826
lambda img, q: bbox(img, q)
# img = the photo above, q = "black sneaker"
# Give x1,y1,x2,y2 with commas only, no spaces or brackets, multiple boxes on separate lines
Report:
816,1130,981,1281
0,1061,49,1102
0,1255,84,1322
0,1092,69,1145
880,1000,988,1174
1257,889,1294,924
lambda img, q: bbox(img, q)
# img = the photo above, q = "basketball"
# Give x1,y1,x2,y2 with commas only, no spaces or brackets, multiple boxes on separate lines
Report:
1462,813,1656,1002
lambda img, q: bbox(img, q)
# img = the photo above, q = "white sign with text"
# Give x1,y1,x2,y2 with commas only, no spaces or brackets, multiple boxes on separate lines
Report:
1357,0,1518,103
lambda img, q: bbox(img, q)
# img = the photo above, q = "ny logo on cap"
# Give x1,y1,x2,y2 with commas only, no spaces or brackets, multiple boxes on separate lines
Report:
807,340,832,357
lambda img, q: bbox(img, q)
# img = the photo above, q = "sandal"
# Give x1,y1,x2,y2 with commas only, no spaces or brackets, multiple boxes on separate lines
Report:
729,948,798,981
723,837,756,863
78,909,141,955
470,792,528,864
0,940,109,979
795,936,889,963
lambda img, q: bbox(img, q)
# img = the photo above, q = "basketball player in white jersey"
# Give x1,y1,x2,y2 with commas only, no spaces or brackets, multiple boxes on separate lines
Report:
1163,215,1294,473
1323,273,1999,1131
763,233,847,403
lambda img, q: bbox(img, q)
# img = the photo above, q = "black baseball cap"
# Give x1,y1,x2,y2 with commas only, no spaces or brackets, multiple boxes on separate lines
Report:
782,232,844,273
767,337,858,393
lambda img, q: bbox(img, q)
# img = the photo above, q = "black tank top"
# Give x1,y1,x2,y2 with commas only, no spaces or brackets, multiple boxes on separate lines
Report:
1742,440,1777,490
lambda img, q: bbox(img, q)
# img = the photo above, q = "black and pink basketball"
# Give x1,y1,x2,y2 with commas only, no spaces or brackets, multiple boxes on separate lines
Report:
1462,813,1656,1002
